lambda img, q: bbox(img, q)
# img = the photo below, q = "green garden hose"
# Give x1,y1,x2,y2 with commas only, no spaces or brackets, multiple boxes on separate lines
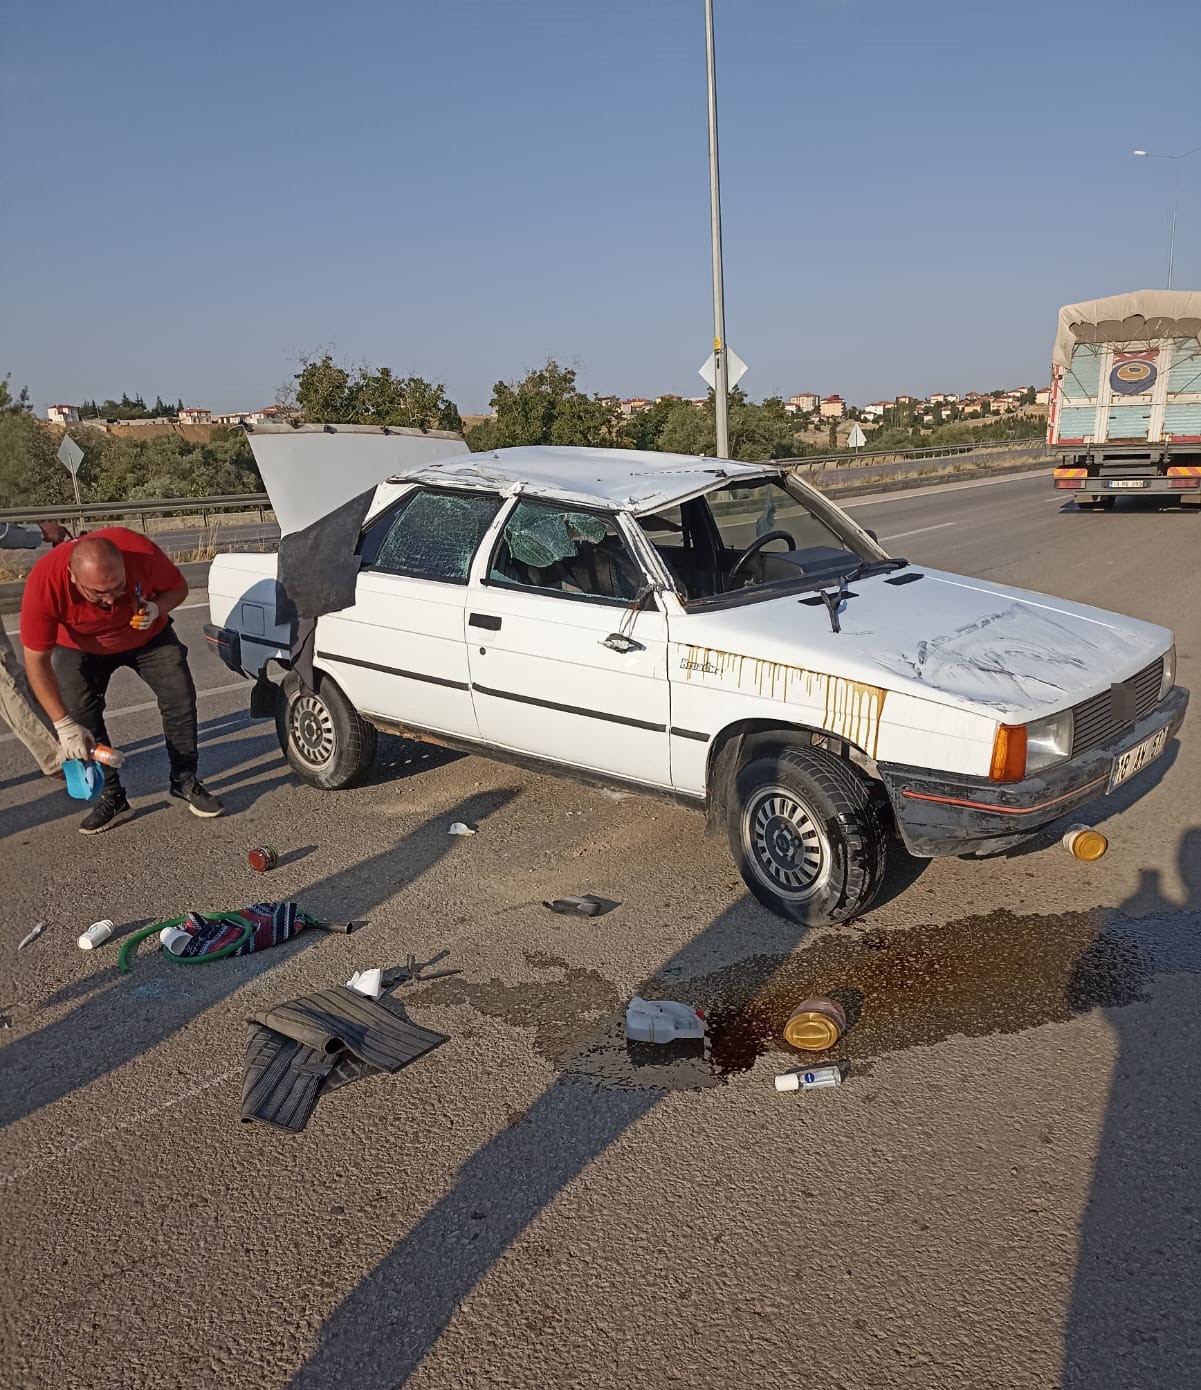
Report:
117,914,255,975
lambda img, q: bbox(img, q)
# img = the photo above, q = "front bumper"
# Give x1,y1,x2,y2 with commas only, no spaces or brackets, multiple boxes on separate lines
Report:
879,685,1188,857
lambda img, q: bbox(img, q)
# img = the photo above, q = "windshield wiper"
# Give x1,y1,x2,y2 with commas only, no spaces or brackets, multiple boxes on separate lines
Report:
847,556,909,582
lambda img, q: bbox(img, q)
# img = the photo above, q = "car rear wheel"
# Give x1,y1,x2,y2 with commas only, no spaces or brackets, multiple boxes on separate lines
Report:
727,744,888,927
275,671,377,789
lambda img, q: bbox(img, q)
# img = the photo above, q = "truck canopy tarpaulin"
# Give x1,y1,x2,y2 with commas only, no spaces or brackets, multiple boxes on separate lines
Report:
1053,289,1201,370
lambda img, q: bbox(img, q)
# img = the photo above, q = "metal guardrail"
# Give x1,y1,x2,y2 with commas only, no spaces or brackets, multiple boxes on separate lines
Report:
0,440,1046,528
0,493,273,531
787,438,1047,473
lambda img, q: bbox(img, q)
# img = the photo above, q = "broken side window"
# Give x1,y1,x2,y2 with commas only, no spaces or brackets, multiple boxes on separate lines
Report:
490,500,645,603
364,489,502,583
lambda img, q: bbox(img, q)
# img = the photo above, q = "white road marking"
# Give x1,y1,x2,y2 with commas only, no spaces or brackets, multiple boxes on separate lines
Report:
877,521,956,542
1,1069,237,1185
843,467,1052,509
0,681,246,744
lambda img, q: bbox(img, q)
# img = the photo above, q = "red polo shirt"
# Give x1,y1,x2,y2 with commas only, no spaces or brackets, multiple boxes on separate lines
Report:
20,527,185,655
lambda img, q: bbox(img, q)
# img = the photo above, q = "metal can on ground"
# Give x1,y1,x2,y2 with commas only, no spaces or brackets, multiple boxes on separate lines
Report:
1063,824,1108,861
783,997,847,1051
248,845,279,872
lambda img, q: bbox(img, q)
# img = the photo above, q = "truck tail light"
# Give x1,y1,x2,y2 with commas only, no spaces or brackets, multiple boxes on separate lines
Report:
1054,468,1087,490
990,724,1027,782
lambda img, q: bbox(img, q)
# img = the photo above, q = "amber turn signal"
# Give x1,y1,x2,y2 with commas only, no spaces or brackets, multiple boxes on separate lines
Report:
990,724,1027,782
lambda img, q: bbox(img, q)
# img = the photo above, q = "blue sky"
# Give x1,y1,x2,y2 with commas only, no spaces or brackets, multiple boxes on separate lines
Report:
2,0,1199,415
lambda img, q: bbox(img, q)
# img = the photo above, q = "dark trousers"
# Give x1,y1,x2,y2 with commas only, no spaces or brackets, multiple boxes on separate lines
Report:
53,624,200,791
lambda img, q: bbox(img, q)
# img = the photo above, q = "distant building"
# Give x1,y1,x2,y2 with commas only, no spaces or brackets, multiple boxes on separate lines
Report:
619,398,652,417
788,392,820,412
177,407,212,424
1034,387,1050,406
861,401,891,421
212,406,293,426
47,404,79,424
928,392,959,405
819,395,846,419
894,394,918,406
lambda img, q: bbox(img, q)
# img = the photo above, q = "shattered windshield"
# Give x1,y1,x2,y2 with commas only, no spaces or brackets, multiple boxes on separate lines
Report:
491,500,645,603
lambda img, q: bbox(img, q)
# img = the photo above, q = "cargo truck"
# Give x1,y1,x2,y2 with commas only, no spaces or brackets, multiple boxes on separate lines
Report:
1049,289,1201,509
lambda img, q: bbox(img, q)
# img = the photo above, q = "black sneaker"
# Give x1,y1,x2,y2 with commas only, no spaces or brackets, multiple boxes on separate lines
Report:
170,778,224,818
79,789,133,835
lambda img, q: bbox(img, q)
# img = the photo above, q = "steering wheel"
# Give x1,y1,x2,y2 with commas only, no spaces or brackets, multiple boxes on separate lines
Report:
727,529,797,583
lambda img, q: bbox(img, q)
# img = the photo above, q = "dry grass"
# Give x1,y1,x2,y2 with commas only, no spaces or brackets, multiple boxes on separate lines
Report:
0,553,34,584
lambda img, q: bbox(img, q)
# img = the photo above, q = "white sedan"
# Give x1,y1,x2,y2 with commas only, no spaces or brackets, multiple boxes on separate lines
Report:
207,434,1187,927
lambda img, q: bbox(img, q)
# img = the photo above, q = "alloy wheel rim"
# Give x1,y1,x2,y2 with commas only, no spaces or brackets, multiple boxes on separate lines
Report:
291,694,336,767
743,785,830,901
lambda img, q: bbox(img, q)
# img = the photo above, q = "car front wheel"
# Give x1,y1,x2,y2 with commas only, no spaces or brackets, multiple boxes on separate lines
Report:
727,744,888,927
274,671,377,789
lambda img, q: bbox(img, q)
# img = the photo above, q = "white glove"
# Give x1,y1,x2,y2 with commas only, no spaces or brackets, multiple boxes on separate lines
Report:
131,599,160,631
54,716,96,763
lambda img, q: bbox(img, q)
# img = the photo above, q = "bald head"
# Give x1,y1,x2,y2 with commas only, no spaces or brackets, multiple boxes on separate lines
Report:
69,536,126,606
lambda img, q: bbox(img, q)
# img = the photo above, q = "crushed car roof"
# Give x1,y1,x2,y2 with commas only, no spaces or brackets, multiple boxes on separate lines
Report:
383,445,780,515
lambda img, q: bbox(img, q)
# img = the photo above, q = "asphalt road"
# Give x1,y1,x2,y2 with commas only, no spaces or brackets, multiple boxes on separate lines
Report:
2,470,1198,1390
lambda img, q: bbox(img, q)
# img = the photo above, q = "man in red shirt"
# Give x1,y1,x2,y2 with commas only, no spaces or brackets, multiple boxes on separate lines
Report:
21,527,223,833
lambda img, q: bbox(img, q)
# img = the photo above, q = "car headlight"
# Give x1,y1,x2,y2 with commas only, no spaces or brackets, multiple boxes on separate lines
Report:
1025,709,1074,773
1160,645,1176,702
990,709,1074,782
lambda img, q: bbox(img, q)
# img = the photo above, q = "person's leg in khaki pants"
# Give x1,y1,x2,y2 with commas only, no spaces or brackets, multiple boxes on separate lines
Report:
0,625,61,776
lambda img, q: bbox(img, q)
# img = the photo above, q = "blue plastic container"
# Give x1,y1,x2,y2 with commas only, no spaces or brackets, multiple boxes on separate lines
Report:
63,759,104,801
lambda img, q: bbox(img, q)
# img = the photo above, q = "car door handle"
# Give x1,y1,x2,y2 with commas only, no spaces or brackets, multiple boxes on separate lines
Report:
469,613,502,631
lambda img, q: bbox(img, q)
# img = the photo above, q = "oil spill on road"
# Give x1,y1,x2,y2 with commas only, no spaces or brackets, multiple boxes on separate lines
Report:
412,909,1201,1093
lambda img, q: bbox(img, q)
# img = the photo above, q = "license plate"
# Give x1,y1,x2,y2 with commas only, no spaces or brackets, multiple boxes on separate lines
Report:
1107,479,1149,488
1108,727,1169,791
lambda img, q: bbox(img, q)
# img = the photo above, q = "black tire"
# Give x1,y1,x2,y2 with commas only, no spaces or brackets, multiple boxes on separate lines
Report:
727,744,888,927
274,671,377,789
1096,496,1116,510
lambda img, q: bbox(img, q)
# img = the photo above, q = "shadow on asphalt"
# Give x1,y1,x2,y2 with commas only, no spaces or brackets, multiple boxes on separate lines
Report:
283,828,1201,1390
0,710,270,842
0,788,518,1131
284,892,814,1390
1060,825,1201,1389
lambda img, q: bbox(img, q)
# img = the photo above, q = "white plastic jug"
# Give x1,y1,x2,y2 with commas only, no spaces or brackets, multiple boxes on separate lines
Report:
625,996,706,1044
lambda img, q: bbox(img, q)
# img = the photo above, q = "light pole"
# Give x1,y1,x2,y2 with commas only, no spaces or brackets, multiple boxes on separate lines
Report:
1132,146,1201,291
704,0,729,457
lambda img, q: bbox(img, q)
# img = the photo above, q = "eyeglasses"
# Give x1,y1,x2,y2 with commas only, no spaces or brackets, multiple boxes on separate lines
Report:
72,577,127,605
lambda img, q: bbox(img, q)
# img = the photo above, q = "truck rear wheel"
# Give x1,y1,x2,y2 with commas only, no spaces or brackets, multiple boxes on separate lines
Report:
275,671,377,790
1075,497,1098,511
727,744,888,928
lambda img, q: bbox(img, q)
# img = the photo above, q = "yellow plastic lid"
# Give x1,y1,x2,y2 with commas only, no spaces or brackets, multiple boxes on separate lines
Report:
1069,828,1108,861
783,999,846,1051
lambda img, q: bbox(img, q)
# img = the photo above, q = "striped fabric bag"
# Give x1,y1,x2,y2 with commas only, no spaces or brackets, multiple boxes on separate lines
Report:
175,902,313,959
